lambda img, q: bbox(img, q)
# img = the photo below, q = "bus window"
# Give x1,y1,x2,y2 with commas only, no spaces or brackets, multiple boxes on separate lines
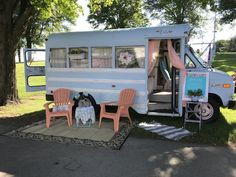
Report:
116,46,145,68
50,48,66,68
185,54,196,68
69,48,88,68
92,47,112,68
25,50,45,67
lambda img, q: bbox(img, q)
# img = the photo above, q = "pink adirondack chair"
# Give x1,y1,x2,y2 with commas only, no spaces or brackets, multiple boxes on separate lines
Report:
99,88,136,132
44,88,74,128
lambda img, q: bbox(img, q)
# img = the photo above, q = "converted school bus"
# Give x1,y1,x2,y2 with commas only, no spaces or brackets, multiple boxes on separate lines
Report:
24,24,235,122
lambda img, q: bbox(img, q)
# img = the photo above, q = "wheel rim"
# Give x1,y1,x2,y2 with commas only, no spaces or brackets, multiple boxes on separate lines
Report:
194,103,214,121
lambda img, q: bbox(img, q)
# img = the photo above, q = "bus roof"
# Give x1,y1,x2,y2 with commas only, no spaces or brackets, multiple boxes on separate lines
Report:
46,24,191,47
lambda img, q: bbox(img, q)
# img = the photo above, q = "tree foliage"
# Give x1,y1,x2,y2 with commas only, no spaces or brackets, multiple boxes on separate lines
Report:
228,37,236,52
216,36,236,52
216,39,229,52
0,0,81,106
88,0,149,29
144,0,213,29
218,0,236,24
25,0,82,48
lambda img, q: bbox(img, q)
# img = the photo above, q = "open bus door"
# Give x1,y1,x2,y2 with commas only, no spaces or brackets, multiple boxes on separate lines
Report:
147,39,181,117
24,48,46,92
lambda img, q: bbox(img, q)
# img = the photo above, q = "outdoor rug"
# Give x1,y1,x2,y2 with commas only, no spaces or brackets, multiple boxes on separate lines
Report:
138,122,192,141
5,118,132,150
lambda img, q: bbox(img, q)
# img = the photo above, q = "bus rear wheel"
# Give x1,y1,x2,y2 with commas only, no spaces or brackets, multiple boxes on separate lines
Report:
193,97,220,123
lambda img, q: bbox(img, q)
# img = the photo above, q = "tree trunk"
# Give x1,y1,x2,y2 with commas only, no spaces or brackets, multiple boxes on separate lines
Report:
26,36,32,49
17,47,21,63
0,46,19,105
0,19,19,105
0,17,19,105
0,1,34,106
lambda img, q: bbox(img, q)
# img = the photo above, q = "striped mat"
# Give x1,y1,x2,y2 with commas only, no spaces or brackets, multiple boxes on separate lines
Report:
138,122,192,141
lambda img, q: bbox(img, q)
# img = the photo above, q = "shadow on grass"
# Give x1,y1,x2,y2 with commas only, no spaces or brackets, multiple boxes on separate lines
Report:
130,109,236,146
0,110,45,134
213,53,236,72
183,113,236,145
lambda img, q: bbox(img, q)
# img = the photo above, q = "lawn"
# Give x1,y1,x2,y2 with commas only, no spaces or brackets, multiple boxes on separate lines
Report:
0,63,45,117
213,53,236,75
212,53,236,144
0,53,236,146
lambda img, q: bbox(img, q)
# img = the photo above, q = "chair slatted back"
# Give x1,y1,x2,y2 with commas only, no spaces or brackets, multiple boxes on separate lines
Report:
53,88,71,106
118,88,136,107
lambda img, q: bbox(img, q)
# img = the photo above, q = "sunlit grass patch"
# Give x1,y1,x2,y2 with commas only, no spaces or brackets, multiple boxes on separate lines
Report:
0,62,45,117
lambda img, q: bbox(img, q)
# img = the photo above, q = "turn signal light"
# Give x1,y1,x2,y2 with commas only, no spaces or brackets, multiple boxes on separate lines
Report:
223,84,231,88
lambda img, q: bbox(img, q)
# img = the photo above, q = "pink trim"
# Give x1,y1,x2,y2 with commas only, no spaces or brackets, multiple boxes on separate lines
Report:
148,40,160,76
167,40,186,76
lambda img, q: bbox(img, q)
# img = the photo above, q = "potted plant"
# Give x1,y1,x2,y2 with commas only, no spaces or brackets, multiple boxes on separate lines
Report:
187,89,203,102
69,49,86,60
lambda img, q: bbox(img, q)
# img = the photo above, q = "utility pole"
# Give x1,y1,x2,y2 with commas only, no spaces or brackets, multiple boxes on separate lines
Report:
211,0,219,63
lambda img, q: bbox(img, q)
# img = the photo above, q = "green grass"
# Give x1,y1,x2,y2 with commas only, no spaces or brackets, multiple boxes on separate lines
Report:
212,53,236,144
0,63,45,117
213,53,236,75
131,110,236,145
131,107,236,145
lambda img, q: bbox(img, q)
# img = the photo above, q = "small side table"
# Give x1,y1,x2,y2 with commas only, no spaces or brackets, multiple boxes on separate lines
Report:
75,106,95,128
184,101,203,131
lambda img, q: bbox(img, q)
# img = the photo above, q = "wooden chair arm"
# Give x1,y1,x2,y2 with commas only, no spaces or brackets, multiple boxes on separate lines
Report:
43,102,54,114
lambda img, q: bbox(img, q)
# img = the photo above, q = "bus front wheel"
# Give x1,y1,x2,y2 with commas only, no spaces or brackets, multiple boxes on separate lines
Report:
193,97,220,123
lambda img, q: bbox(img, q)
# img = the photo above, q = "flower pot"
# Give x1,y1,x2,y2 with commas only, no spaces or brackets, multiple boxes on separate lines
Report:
191,96,198,102
69,53,85,60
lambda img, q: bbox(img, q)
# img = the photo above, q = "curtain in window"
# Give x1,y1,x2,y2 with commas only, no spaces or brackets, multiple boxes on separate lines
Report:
50,49,66,68
92,48,112,68
167,40,186,77
148,40,160,76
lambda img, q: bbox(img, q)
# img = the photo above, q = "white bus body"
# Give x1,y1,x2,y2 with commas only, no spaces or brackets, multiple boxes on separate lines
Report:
24,24,235,122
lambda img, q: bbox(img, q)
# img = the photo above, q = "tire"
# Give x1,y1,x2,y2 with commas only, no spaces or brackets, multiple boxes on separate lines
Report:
193,97,220,123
